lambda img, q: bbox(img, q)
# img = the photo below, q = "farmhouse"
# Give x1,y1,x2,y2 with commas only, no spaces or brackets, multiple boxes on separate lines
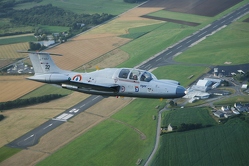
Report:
234,103,249,112
214,111,224,118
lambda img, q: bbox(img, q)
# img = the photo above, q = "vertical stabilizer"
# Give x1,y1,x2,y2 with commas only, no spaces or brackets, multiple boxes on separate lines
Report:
29,52,64,74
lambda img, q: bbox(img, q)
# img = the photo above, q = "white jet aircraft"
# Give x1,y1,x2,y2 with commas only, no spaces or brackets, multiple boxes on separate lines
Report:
21,51,186,99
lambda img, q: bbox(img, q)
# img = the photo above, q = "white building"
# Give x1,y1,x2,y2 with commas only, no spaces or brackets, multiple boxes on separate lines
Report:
196,80,212,87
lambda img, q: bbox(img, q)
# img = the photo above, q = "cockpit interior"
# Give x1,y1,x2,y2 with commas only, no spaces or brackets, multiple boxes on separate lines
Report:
118,68,153,82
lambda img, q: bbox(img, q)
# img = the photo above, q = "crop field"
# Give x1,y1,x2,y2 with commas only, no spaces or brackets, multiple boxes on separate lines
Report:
87,7,163,35
0,42,29,59
141,0,243,17
152,118,249,166
14,0,137,15
0,75,42,102
175,21,249,65
49,35,130,70
161,108,217,127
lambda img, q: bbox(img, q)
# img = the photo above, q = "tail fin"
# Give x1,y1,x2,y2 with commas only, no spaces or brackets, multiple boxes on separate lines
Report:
18,51,64,74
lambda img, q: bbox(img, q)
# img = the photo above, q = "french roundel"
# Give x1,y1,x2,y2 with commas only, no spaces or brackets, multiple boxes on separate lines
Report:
72,74,82,81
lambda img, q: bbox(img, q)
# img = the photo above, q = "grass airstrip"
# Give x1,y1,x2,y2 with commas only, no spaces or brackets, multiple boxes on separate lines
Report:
1,0,249,165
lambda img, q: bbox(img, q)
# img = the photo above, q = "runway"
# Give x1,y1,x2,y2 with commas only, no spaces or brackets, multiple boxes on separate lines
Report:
7,95,104,148
6,3,249,149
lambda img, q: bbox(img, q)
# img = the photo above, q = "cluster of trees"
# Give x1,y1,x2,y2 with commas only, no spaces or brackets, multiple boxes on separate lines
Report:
1,3,114,38
0,94,65,111
169,100,177,107
6,4,113,28
221,80,229,86
234,71,249,82
0,0,42,13
29,42,46,51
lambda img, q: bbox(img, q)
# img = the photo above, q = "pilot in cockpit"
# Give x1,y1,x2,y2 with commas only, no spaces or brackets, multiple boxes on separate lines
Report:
140,72,152,82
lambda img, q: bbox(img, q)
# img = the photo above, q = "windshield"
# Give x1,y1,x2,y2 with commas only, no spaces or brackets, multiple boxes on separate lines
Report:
118,69,130,79
129,69,141,80
140,71,152,82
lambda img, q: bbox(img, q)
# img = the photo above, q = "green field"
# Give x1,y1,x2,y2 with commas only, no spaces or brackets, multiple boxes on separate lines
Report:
151,117,249,166
174,20,249,65
161,108,217,127
118,22,198,68
37,98,160,166
20,84,72,99
14,0,137,15
120,23,163,39
0,17,33,34
0,35,36,45
38,25,70,33
0,146,21,163
152,65,209,87
214,95,249,106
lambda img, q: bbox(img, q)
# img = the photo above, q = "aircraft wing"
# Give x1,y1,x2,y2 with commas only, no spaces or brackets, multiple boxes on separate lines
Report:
65,80,120,92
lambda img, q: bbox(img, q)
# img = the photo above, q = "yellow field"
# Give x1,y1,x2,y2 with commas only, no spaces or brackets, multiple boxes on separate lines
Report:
87,7,163,35
0,42,29,59
49,36,130,70
0,75,42,102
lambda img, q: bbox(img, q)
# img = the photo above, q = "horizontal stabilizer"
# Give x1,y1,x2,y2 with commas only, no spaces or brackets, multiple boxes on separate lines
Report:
17,51,63,56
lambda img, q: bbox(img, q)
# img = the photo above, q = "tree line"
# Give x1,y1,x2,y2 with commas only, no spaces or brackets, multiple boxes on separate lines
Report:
7,4,113,27
1,2,114,38
0,94,65,111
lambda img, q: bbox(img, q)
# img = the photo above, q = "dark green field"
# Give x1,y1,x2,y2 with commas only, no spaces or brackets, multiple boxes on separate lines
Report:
152,117,249,166
14,0,136,15
161,108,217,127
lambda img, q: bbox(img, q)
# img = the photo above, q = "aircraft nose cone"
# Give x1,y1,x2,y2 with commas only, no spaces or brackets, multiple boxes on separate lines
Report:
176,86,186,97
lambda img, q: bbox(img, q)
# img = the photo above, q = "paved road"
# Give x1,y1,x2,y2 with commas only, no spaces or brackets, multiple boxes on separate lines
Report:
6,3,249,152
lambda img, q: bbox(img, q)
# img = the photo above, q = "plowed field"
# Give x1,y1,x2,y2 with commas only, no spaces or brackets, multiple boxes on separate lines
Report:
141,0,242,17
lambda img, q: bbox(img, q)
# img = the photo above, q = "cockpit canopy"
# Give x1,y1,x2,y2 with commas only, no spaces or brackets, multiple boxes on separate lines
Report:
118,68,155,82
